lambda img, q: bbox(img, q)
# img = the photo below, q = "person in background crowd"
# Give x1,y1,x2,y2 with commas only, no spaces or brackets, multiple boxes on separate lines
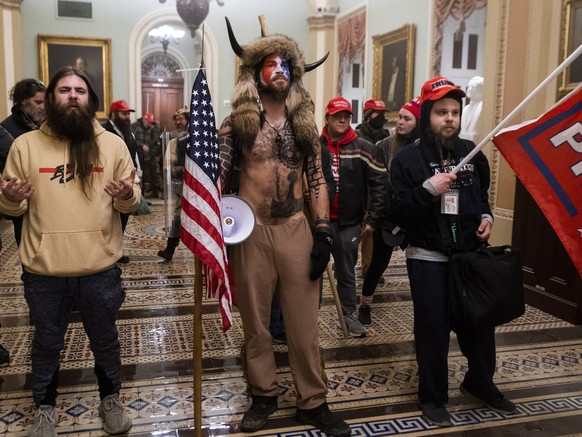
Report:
320,97,385,338
131,112,163,199
355,98,390,283
102,99,139,264
1,78,46,246
157,113,188,262
358,97,420,326
390,76,516,427
0,125,15,365
0,66,138,437
170,107,189,140
219,20,351,437
1,78,46,139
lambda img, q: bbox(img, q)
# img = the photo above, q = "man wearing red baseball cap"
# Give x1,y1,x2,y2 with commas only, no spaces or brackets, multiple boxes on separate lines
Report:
103,100,139,263
320,96,385,338
354,98,391,287
389,76,515,427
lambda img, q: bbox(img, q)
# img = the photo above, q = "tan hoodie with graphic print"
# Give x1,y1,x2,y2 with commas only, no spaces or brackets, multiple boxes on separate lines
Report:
0,121,141,276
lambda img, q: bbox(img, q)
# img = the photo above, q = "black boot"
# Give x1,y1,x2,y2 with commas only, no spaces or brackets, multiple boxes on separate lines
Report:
0,344,10,365
157,237,179,261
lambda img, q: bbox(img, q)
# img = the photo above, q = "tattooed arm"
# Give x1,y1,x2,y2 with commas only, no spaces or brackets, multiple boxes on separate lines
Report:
305,137,330,233
218,116,236,194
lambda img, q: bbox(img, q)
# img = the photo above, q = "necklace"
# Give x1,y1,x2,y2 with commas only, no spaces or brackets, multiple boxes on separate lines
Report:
264,117,287,146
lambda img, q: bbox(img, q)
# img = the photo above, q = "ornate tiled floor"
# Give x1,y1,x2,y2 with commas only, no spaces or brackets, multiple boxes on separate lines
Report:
1,201,582,436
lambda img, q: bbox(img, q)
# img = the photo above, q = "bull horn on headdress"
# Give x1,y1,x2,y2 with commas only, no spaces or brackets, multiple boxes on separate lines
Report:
305,52,330,72
225,16,329,72
225,17,243,57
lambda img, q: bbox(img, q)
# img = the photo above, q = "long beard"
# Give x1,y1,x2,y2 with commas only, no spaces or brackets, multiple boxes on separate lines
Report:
45,102,100,195
113,116,131,140
425,126,460,151
45,103,95,145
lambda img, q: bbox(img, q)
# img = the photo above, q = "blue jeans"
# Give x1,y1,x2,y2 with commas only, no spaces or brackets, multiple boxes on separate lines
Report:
406,258,499,404
23,266,126,405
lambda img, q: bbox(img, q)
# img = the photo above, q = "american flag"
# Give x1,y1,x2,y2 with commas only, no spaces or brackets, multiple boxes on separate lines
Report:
180,69,236,331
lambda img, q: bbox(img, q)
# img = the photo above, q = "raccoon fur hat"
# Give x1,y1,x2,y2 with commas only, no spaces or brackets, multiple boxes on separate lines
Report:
226,17,328,155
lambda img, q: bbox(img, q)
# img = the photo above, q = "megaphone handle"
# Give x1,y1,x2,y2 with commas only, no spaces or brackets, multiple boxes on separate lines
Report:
303,175,349,338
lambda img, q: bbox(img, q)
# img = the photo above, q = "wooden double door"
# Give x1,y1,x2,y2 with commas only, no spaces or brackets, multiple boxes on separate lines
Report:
512,180,582,324
141,77,184,133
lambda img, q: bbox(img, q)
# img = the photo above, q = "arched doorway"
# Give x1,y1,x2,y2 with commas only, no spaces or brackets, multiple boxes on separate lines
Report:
128,8,219,119
141,53,184,133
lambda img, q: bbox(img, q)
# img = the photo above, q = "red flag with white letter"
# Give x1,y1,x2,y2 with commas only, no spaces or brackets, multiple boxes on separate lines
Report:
492,87,582,278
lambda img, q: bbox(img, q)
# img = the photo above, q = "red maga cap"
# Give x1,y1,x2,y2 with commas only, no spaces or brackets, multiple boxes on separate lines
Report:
326,97,352,115
420,76,466,103
363,98,387,112
109,99,135,113
143,112,155,123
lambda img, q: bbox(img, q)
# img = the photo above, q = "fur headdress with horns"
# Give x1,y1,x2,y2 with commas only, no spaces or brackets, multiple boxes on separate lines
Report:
226,17,328,155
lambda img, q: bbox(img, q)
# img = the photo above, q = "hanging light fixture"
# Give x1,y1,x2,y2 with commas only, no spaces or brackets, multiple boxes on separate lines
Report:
157,0,225,36
148,25,186,54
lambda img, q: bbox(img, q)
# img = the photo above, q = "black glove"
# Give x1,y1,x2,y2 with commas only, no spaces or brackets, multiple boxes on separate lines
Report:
310,231,333,280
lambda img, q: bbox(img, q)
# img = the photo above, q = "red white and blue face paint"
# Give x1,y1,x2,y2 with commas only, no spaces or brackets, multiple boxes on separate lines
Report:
260,55,290,87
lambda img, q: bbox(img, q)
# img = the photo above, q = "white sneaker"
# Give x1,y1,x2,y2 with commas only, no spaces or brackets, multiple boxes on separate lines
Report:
99,394,132,435
29,405,56,437
344,313,367,338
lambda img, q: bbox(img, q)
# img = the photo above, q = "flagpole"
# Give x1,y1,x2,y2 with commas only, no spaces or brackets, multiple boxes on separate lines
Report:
193,25,205,437
452,43,582,174
193,256,203,437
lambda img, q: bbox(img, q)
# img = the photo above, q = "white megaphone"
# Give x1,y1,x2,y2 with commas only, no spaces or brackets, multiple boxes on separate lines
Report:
220,195,256,245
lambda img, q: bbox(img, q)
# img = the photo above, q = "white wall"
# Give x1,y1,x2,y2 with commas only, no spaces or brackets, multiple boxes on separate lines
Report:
20,0,313,123
19,0,431,122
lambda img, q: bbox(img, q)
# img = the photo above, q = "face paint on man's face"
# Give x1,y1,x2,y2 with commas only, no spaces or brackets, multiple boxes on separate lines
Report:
260,55,290,87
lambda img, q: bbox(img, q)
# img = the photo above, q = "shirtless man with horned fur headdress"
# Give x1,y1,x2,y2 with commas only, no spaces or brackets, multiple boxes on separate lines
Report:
218,17,351,437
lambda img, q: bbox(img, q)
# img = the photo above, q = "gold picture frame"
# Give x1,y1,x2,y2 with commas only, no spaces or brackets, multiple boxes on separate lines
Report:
372,24,416,123
38,35,112,120
558,0,582,99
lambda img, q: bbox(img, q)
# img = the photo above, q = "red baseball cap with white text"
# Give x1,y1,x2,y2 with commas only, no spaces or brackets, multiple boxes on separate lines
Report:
326,97,352,115
109,99,135,113
363,98,387,112
420,76,466,103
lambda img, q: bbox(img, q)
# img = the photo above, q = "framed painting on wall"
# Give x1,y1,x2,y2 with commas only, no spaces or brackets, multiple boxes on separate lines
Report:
558,0,582,98
372,24,416,123
38,35,112,119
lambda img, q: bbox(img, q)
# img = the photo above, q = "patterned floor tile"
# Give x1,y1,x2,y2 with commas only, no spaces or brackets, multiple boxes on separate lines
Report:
1,207,582,436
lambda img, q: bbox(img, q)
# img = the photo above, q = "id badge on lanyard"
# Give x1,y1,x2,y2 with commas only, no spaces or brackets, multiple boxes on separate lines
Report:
441,189,459,215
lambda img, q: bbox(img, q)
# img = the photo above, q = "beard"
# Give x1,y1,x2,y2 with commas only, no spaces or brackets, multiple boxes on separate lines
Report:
425,125,460,151
112,114,131,139
22,101,45,125
45,101,100,194
45,101,96,145
260,76,290,102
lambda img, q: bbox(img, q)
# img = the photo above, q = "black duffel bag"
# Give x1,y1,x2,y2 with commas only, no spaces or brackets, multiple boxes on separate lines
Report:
448,245,525,326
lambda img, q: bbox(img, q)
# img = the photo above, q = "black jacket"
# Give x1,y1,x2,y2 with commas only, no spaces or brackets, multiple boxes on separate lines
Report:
355,122,390,144
1,106,38,139
320,134,386,228
102,120,139,167
390,138,492,254
0,125,14,173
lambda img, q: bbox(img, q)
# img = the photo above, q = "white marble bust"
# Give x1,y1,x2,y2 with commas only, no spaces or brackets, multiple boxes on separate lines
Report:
461,76,484,142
